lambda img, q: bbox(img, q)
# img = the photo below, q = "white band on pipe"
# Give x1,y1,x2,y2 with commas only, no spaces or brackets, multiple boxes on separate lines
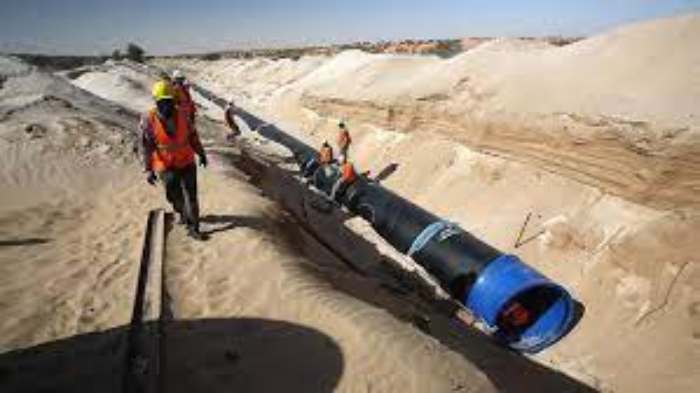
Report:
407,221,459,257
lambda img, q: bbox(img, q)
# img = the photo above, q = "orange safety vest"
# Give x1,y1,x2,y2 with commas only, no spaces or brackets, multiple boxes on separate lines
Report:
173,84,196,116
318,145,334,164
340,162,357,183
337,130,351,149
149,109,195,172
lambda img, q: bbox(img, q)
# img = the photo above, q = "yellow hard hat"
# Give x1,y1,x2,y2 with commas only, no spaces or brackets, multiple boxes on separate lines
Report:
152,80,173,101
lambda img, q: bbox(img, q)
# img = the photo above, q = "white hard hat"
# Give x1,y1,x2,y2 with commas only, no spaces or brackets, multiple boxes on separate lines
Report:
172,69,184,79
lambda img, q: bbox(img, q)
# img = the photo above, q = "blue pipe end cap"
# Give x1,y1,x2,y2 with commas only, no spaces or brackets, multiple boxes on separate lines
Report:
465,254,576,353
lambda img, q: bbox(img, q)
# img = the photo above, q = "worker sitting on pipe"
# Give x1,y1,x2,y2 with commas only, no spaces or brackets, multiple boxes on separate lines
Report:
330,161,358,202
312,141,339,192
318,141,334,165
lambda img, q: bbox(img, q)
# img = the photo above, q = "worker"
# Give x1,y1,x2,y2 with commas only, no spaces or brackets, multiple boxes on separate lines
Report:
224,99,241,141
141,81,208,241
313,141,336,191
172,70,197,123
158,70,172,84
496,301,532,339
336,121,352,163
318,141,334,165
330,160,358,201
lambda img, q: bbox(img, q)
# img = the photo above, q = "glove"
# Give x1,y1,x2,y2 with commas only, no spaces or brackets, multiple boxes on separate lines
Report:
146,171,157,186
199,155,208,168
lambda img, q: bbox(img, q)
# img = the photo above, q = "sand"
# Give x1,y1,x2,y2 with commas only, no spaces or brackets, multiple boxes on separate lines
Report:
152,13,700,392
1,12,699,393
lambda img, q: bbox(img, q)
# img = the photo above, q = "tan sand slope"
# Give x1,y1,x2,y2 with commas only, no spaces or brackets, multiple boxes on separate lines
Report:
0,56,157,391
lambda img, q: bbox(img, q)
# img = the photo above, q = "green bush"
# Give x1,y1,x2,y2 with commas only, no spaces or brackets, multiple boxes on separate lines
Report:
126,43,145,63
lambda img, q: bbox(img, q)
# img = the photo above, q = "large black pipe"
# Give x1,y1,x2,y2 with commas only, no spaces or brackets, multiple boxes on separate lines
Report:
344,180,500,296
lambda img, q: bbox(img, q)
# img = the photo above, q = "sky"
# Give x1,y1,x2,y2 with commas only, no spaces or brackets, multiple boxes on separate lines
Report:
1,0,699,55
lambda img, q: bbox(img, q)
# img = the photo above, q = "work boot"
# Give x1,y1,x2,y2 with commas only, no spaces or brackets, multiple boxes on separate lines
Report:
187,226,207,241
177,213,186,225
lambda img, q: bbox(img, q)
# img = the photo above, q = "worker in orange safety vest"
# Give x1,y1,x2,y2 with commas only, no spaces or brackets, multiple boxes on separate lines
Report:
172,70,197,124
140,80,208,240
330,161,358,201
336,121,352,163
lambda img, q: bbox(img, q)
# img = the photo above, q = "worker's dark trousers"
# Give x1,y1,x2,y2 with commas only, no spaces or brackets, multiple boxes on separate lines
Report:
159,163,200,231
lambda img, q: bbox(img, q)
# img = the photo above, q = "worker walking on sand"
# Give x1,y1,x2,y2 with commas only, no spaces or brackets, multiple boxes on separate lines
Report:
141,81,208,241
336,121,351,163
224,99,241,141
172,70,197,124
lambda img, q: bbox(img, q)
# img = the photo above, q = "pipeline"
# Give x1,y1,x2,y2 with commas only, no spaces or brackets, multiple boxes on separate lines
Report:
192,85,579,353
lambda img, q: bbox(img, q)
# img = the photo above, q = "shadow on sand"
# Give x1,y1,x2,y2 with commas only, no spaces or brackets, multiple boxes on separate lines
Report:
200,214,271,236
0,238,51,247
374,162,400,183
0,318,344,393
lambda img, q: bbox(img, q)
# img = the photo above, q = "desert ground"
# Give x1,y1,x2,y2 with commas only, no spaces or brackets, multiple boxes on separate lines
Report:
1,13,699,393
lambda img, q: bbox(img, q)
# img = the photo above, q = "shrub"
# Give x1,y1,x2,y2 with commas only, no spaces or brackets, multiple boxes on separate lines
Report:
126,43,145,63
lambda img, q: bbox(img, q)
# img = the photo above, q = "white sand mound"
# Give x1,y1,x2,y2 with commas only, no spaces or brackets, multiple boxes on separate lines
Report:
71,64,154,113
0,56,31,78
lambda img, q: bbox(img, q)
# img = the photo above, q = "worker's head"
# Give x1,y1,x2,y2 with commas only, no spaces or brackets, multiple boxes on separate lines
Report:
499,301,531,331
318,141,334,164
158,70,171,82
338,121,346,130
172,69,185,83
152,81,175,118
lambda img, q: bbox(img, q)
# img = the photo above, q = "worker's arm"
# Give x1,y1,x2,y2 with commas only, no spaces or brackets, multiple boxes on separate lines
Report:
187,120,207,159
183,83,197,114
139,114,155,172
